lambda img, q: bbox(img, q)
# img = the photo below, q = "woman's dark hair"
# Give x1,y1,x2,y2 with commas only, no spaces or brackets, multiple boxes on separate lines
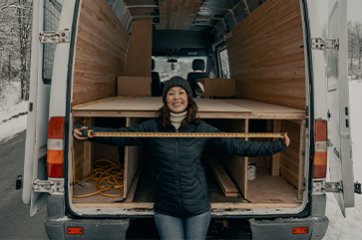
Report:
157,94,200,129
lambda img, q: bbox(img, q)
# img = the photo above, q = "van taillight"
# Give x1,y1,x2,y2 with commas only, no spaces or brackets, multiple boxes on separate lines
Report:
313,120,327,178
292,226,309,235
47,117,65,178
67,226,84,235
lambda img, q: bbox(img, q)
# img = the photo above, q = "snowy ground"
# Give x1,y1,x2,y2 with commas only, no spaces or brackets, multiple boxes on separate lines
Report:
0,82,361,240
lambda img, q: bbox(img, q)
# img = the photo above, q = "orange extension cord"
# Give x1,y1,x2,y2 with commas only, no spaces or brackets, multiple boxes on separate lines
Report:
72,147,124,198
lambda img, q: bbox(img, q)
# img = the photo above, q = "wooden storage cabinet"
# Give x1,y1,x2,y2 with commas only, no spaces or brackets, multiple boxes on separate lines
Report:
72,97,306,206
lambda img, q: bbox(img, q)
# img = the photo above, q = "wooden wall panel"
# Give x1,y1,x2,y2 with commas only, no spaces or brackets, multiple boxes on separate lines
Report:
73,0,129,105
279,120,303,189
227,0,305,109
123,19,153,77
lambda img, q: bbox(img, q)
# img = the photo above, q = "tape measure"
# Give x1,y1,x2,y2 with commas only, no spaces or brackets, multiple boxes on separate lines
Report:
84,129,284,139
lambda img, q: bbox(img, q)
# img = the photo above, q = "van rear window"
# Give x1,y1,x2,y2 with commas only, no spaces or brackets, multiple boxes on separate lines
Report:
42,0,63,84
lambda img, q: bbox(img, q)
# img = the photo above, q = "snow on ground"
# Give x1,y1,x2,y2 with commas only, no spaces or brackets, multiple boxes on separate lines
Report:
0,81,362,239
0,80,28,143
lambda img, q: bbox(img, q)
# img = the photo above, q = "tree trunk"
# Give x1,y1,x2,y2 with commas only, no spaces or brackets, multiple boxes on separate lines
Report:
8,54,11,82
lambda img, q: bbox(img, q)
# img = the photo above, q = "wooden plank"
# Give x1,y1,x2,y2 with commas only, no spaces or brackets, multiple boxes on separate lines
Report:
72,98,305,120
272,120,281,176
73,97,252,113
208,153,240,197
221,120,248,199
117,76,151,96
203,78,236,98
298,120,305,200
73,201,300,209
83,118,93,177
123,118,142,198
279,120,302,189
124,19,152,77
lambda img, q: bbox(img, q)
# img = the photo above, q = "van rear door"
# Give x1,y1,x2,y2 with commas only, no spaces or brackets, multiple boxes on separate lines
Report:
326,0,354,216
22,0,63,216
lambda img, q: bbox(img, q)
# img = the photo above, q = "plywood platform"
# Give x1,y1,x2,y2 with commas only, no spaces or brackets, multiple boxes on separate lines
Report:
72,96,305,120
72,96,306,206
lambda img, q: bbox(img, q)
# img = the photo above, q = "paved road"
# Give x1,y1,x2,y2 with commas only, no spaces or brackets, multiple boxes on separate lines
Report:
0,131,48,240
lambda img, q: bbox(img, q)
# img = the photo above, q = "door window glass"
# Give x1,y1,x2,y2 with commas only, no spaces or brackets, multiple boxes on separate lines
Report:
42,0,63,84
219,48,230,78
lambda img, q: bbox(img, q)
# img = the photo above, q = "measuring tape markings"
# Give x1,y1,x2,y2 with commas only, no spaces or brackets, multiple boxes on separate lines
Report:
85,129,284,139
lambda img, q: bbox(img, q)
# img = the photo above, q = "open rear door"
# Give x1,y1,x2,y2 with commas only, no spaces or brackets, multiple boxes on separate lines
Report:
326,0,354,216
22,0,63,216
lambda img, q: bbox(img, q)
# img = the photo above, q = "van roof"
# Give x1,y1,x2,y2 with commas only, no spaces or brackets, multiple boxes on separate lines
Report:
111,0,264,33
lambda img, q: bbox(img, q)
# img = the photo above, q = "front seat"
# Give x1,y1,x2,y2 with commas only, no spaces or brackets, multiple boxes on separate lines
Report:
186,59,208,97
151,59,161,96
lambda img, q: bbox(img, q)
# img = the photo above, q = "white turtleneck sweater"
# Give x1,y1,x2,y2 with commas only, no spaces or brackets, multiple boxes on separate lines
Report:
170,111,187,130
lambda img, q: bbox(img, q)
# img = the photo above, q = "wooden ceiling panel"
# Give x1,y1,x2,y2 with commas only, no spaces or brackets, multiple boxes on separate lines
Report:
158,0,204,30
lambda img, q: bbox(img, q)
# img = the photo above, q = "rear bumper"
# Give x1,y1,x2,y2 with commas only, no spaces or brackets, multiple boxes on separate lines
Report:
45,216,328,240
45,218,130,240
250,216,329,240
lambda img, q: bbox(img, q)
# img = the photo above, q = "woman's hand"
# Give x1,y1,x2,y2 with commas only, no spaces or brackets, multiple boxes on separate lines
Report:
282,132,290,147
73,126,89,141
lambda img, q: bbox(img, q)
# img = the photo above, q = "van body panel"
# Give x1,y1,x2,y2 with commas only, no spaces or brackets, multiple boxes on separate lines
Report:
325,0,354,215
23,0,77,216
24,0,354,238
22,0,49,216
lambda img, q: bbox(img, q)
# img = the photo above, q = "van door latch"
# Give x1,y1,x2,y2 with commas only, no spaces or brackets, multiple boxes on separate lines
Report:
311,38,339,50
33,179,64,194
355,182,361,194
39,29,70,44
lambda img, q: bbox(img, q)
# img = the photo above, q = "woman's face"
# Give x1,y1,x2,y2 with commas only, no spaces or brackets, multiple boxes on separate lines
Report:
166,86,189,113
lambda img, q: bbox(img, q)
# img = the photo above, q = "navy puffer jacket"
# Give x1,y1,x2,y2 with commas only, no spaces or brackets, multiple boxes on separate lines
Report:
91,118,286,217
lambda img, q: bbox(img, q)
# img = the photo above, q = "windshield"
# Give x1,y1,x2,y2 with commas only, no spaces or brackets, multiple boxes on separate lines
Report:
153,56,208,82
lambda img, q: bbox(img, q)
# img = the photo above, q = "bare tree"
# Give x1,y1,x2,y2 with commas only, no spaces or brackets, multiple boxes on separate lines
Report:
16,0,32,100
348,22,362,78
0,0,32,100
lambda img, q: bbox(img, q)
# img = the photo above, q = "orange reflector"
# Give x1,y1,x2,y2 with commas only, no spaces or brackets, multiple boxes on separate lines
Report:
314,152,327,178
314,120,328,179
47,150,64,164
47,150,64,178
292,227,309,235
67,226,84,235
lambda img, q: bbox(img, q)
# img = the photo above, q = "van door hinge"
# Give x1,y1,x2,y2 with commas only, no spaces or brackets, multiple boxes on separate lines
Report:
311,38,339,50
313,181,342,193
39,28,70,44
32,179,64,194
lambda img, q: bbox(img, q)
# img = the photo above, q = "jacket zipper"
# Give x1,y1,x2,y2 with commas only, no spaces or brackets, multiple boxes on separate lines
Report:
175,129,183,213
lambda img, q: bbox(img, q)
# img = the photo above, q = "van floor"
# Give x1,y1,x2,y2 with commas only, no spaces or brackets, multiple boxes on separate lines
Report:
133,166,300,204
72,165,300,204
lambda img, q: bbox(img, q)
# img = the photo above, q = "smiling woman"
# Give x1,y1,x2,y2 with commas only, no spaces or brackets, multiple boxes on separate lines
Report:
73,76,289,239
164,77,190,113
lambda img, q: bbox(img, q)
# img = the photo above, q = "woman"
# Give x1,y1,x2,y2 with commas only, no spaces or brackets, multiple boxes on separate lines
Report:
74,76,290,240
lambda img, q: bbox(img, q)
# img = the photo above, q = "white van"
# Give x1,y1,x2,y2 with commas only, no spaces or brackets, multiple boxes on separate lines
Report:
22,0,359,239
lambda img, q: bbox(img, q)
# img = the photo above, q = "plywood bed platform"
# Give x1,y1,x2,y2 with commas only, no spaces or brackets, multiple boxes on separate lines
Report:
71,96,306,205
72,96,305,120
